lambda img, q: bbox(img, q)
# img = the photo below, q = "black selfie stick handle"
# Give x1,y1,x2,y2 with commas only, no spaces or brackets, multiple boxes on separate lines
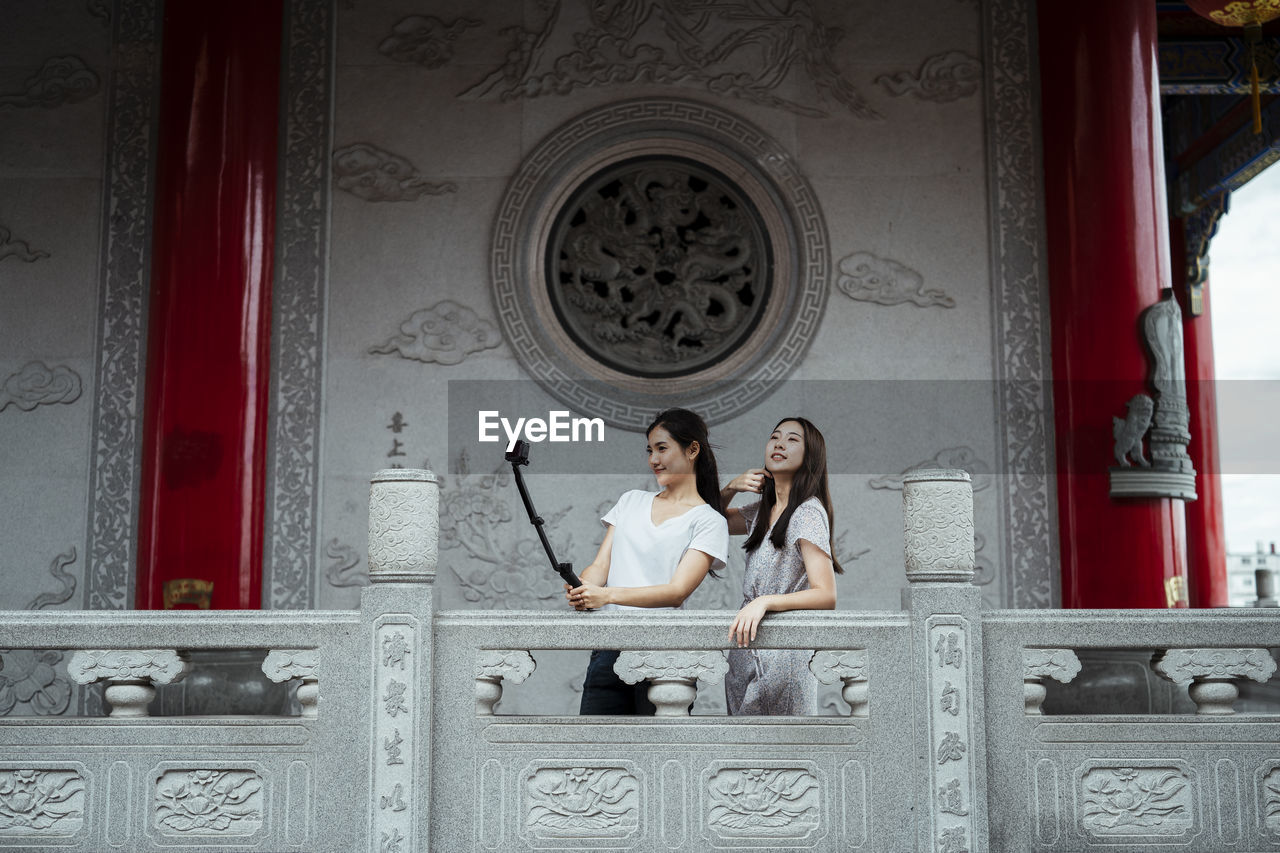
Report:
509,453,582,588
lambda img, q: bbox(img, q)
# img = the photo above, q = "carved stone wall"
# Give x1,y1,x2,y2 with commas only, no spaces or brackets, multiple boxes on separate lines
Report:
1,0,1056,643
322,0,1051,616
0,0,119,634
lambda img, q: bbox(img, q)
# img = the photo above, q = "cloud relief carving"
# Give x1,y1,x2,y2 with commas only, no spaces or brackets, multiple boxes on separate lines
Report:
379,16,480,68
836,251,955,308
0,56,100,109
369,300,502,365
0,362,83,412
0,226,50,263
333,143,456,202
876,51,981,103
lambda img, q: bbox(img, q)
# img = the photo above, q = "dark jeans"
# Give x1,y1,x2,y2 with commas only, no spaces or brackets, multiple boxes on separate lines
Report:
579,650,656,716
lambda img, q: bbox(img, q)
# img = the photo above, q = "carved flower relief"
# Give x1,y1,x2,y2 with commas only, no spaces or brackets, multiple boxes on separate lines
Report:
0,650,72,716
0,769,85,833
706,768,820,837
440,487,512,551
1264,768,1280,834
525,767,639,837
153,770,263,835
453,538,565,608
1079,767,1192,836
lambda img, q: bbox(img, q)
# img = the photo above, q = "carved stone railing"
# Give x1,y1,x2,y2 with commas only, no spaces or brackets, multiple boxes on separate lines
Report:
0,467,1276,853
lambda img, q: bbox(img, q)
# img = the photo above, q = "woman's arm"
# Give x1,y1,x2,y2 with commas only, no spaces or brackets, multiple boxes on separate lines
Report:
565,526,613,607
729,539,836,647
570,547,714,610
721,469,768,535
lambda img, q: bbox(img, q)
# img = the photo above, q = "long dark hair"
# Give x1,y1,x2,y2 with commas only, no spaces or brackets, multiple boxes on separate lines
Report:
743,416,843,574
646,408,724,516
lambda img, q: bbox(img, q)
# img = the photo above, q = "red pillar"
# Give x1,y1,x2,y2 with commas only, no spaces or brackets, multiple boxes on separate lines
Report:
1039,0,1189,608
1171,218,1228,607
136,1,284,609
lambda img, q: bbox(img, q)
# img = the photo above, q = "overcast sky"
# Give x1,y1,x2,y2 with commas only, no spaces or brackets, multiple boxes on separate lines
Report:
1206,160,1280,554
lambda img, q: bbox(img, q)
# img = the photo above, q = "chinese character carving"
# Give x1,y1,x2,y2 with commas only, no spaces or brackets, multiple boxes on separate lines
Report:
935,632,963,669
936,732,966,764
387,438,406,458
383,679,409,717
940,681,960,716
938,778,969,815
937,825,969,853
387,412,408,433
381,828,404,853
382,632,410,670
380,783,407,812
383,729,404,766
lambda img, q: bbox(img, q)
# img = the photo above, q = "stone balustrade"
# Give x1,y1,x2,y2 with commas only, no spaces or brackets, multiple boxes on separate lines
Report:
0,468,1276,852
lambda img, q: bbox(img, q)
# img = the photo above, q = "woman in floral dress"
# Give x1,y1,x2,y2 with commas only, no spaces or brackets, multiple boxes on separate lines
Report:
721,417,842,715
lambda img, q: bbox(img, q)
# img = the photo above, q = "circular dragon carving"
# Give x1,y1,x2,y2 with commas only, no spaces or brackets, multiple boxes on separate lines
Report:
492,99,828,430
547,156,772,378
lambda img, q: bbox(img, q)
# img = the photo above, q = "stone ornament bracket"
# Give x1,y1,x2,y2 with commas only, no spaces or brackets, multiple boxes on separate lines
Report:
262,649,321,717
68,649,192,717
474,650,536,715
809,650,869,717
614,650,729,717
1153,647,1278,715
1022,648,1081,715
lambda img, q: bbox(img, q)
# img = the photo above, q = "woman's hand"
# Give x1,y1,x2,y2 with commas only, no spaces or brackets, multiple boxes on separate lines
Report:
729,596,772,647
568,582,611,611
727,468,770,494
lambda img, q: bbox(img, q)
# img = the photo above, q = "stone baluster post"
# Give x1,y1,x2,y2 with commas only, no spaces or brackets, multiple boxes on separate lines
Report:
262,650,320,717
1153,648,1278,715
902,469,988,853
475,651,536,715
613,651,729,716
1023,649,1082,715
67,650,192,717
363,469,439,853
809,650,869,717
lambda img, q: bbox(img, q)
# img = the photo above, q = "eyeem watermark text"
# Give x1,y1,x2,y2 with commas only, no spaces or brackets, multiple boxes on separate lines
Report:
478,410,605,452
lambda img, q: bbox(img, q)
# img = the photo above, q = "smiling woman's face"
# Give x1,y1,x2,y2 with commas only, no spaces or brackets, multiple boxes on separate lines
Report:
763,420,805,476
646,426,696,487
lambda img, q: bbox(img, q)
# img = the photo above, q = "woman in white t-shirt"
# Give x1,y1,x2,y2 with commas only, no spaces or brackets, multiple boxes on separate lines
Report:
566,408,729,715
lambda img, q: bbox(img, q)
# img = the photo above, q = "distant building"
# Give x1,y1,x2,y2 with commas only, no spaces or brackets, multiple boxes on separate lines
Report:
1226,541,1279,607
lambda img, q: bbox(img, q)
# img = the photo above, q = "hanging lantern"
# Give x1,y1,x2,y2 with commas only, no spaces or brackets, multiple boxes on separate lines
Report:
1185,1,1280,133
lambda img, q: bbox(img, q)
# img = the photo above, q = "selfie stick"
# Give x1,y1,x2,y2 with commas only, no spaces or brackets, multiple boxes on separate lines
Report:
504,440,583,589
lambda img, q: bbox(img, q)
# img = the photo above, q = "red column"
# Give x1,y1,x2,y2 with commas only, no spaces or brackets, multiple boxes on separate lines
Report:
1039,0,1189,608
136,1,284,609
1172,218,1228,607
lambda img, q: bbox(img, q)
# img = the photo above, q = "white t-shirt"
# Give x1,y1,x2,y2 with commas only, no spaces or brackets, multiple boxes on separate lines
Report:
598,490,729,611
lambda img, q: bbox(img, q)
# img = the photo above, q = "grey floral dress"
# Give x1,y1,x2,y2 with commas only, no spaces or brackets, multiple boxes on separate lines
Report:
726,497,831,716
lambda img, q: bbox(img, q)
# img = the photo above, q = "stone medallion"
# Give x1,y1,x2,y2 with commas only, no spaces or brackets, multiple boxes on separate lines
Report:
492,98,829,430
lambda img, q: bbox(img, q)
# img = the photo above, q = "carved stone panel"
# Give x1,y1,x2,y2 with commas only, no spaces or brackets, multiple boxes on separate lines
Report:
1075,761,1196,841
520,761,641,847
370,616,419,852
152,768,265,836
700,761,824,847
0,766,88,838
925,618,977,852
